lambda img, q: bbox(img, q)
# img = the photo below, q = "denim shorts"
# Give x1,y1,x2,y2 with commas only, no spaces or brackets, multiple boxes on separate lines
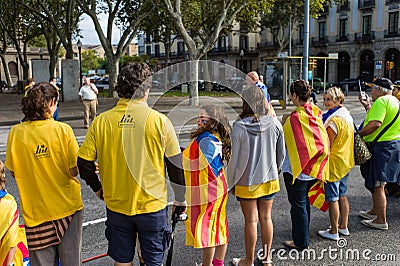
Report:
324,174,349,202
105,207,171,265
236,193,276,201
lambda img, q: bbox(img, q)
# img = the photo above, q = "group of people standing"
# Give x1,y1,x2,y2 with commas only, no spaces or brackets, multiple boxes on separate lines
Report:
1,62,399,266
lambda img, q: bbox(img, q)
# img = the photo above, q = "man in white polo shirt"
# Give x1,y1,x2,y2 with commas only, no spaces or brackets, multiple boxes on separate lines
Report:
78,76,98,128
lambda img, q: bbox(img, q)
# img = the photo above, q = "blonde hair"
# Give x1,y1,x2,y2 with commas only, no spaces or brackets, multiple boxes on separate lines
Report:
0,160,5,189
325,86,345,104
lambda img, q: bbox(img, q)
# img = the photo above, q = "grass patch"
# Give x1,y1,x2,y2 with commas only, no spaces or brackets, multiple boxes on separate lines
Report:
163,91,238,97
98,89,238,98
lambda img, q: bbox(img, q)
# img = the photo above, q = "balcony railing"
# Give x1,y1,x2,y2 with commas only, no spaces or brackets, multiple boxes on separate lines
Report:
358,0,375,9
336,35,349,42
337,2,350,12
354,32,375,43
384,29,400,38
311,37,329,46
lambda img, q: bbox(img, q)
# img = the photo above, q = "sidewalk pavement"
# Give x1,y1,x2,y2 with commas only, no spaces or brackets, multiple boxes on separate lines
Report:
0,91,366,152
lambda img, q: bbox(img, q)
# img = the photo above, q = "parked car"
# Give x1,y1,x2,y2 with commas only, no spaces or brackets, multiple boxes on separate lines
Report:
99,77,109,84
330,72,373,92
312,78,325,93
89,75,102,83
0,80,7,92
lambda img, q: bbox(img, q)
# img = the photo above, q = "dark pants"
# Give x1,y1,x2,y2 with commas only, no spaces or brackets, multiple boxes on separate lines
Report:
283,173,316,249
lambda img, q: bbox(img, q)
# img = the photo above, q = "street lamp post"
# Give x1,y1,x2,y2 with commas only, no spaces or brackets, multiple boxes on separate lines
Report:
239,49,244,72
77,39,82,87
39,48,43,60
15,54,20,94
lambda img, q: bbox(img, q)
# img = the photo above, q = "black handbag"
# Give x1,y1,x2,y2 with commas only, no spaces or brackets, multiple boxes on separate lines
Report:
356,105,400,165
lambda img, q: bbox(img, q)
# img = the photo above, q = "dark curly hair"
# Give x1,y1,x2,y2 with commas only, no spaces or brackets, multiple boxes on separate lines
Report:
22,82,59,121
190,105,232,162
115,63,152,99
0,160,5,189
289,79,311,102
240,85,268,120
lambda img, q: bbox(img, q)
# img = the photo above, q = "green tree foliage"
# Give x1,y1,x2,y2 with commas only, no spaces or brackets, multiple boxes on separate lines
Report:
82,50,99,72
76,0,154,96
17,0,81,60
163,0,274,105
261,0,342,54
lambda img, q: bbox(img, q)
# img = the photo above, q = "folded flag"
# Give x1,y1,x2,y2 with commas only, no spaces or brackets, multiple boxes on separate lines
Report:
283,103,329,183
308,180,329,212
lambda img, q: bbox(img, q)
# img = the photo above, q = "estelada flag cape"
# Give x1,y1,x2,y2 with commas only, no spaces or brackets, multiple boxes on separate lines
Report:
283,103,330,183
182,131,228,248
0,191,30,266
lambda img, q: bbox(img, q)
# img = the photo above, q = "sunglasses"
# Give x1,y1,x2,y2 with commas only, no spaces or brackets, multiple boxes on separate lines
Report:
198,115,210,125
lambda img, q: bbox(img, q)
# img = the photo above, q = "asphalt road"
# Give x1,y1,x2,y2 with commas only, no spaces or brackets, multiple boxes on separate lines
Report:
2,93,400,265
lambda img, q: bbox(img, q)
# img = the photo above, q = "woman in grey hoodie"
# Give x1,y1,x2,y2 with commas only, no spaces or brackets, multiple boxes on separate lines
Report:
228,85,285,266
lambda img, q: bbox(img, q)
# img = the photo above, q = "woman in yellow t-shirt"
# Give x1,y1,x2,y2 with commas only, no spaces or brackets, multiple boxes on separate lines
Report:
5,82,83,265
318,87,354,241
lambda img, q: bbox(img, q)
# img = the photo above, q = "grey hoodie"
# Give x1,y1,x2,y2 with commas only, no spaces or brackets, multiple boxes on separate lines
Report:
227,115,285,187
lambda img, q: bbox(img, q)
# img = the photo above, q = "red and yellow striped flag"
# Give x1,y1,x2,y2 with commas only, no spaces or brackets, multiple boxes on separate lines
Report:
182,132,228,248
283,103,330,183
308,180,329,212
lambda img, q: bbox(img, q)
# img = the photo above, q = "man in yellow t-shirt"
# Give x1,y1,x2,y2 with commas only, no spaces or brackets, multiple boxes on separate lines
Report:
77,62,186,266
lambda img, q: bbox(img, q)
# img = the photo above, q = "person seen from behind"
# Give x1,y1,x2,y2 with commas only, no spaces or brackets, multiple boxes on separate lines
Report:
358,77,400,230
49,77,60,121
281,80,329,250
183,105,231,266
5,82,83,265
77,62,186,266
23,77,35,97
318,87,354,240
228,85,285,266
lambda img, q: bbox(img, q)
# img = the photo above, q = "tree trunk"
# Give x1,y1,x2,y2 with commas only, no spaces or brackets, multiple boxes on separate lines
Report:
188,58,199,106
49,52,58,77
0,54,12,87
108,57,119,97
163,45,171,91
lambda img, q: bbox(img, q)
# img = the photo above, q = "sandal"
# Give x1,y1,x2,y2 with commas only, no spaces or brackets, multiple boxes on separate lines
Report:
231,257,254,266
263,260,273,266
283,240,308,250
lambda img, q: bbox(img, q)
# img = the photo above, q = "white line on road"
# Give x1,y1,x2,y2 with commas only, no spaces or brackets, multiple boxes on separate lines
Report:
82,202,175,227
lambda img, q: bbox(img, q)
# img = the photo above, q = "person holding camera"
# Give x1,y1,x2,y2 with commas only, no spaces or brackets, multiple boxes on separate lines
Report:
358,77,400,230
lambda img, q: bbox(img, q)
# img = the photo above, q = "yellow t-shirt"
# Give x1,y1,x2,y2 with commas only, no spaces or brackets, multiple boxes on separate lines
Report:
326,116,355,182
234,179,280,199
78,99,181,216
5,120,82,227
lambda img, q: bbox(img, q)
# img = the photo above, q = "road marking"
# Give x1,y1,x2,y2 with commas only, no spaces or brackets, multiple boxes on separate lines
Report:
82,202,175,227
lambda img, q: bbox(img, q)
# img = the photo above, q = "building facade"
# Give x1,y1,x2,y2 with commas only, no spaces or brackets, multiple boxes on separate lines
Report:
260,0,400,84
140,0,400,86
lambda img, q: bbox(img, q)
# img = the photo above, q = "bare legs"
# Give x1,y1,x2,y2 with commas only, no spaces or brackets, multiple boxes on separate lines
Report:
239,199,273,266
202,244,227,266
372,186,387,224
338,196,349,230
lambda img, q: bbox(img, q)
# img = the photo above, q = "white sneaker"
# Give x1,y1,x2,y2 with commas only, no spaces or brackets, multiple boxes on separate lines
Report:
359,210,377,220
338,227,350,236
318,229,339,240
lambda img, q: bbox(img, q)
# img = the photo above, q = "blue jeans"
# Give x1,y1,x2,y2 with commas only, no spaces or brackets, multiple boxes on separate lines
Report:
283,173,316,249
